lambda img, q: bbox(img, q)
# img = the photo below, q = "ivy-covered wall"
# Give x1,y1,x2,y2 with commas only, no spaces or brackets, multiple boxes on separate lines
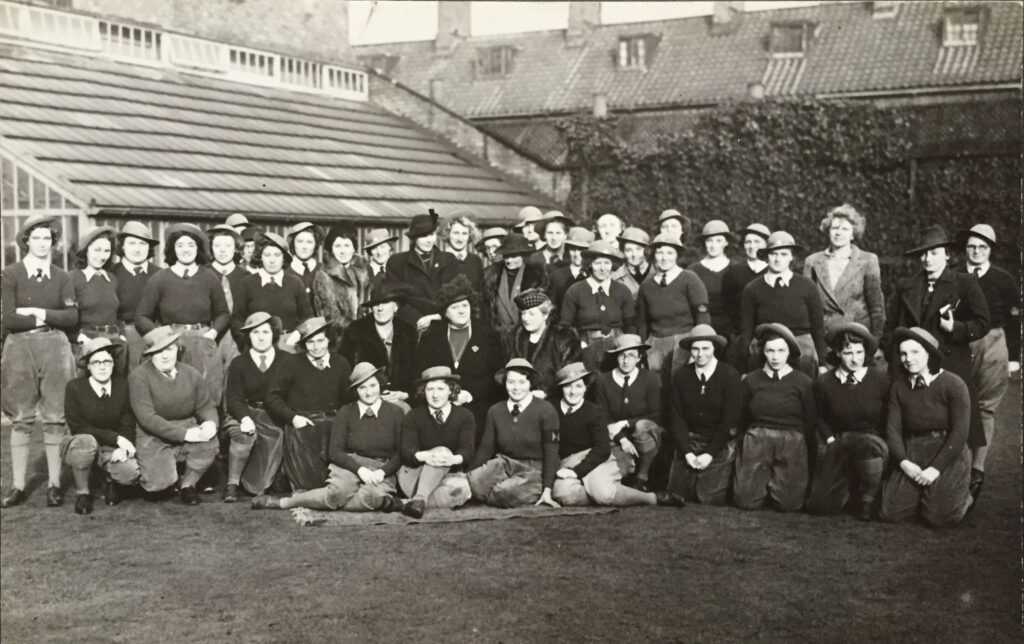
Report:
559,99,1021,293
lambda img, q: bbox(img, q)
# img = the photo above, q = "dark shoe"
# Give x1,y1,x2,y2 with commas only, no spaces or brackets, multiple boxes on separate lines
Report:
380,496,405,513
403,498,426,519
655,491,686,508
223,484,240,503
855,498,874,521
623,475,649,493
144,487,176,503
46,485,64,507
250,495,282,510
179,486,201,506
75,493,94,515
1,488,26,508
969,468,984,502
104,478,122,506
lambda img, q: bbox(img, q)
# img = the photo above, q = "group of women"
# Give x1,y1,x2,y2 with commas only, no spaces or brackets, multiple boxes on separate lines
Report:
0,204,1016,528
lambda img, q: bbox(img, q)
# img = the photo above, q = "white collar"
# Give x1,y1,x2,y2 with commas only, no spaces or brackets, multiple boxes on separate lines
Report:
508,394,533,413
451,249,468,261
967,262,990,277
570,265,583,278
835,366,868,384
763,364,793,379
23,255,51,279
370,260,386,274
694,358,718,380
430,403,453,423
170,263,197,279
910,369,942,388
307,353,330,369
213,261,236,275
89,377,112,398
612,369,638,388
765,270,793,287
357,399,383,418
258,269,283,287
747,258,767,272
656,265,682,283
587,276,612,295
120,258,148,273
291,258,317,274
156,365,178,380
701,256,730,271
561,399,583,415
249,347,275,366
83,267,110,282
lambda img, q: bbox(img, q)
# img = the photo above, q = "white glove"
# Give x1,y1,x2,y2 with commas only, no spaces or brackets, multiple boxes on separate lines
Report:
915,467,940,486
110,448,128,463
455,390,473,405
77,333,89,344
826,436,836,446
201,328,218,341
239,417,256,435
534,487,560,508
357,467,374,485
284,330,301,347
292,415,312,429
116,435,136,457
899,459,922,480
619,438,638,458
416,314,441,332
532,390,547,400
556,468,577,479
184,426,213,442
695,453,713,470
684,452,699,469
1009,361,1020,375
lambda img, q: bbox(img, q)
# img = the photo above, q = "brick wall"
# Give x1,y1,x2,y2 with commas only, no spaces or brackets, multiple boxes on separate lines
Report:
73,0,350,62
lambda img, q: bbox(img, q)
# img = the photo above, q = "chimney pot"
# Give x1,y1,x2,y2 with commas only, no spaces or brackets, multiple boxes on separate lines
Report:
712,1,745,25
593,94,608,119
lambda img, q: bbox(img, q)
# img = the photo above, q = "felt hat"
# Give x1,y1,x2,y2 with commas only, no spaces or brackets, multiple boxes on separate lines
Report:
756,231,802,260
903,225,953,256
956,223,997,248
495,233,535,257
658,209,686,224
583,240,625,262
348,362,382,390
225,213,250,229
260,231,290,255
405,209,440,239
514,288,550,311
117,221,158,244
475,227,508,252
650,232,685,252
240,311,274,333
77,336,122,369
754,322,801,358
287,221,319,240
295,317,331,345
494,357,538,385
165,223,209,255
79,226,116,251
564,227,595,249
206,223,242,245
678,324,727,350
514,206,544,230
534,210,574,235
362,228,397,252
554,362,593,387
141,326,182,357
606,333,650,355
361,282,410,307
893,326,942,365
694,220,735,242
241,226,261,242
737,223,771,241
437,274,475,310
826,322,878,358
416,366,461,384
617,227,650,248
22,214,58,235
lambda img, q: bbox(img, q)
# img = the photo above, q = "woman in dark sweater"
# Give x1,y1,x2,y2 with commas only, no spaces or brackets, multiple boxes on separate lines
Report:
721,223,769,369
112,221,160,372
467,359,561,508
688,221,735,338
71,226,124,375
221,312,287,501
806,323,890,519
254,362,405,513
879,327,972,528
667,325,743,505
398,367,476,518
285,221,323,311
733,323,816,512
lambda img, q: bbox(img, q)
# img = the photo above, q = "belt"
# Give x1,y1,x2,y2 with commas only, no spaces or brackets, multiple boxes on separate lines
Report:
170,323,210,331
16,325,53,335
909,430,945,440
248,402,265,411
84,324,121,334
298,410,337,421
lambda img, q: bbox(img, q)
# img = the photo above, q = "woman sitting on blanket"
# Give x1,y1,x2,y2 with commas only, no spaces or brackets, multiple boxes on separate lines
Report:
396,366,475,519
466,359,561,508
251,362,405,513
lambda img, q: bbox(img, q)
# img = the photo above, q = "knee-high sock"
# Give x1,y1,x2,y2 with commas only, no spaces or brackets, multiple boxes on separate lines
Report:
971,446,989,472
44,444,62,487
855,457,884,502
634,451,655,482
10,432,31,490
70,465,91,495
280,487,334,510
612,484,657,507
227,440,253,485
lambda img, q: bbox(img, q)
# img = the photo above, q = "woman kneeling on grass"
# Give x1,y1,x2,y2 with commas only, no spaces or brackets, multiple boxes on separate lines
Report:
397,367,475,519
878,327,971,528
252,362,405,512
467,359,560,508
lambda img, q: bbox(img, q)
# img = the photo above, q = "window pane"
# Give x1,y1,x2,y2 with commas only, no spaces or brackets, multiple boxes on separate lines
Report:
1,157,13,211
772,26,803,53
2,216,22,267
32,172,47,210
16,166,31,209
60,215,79,270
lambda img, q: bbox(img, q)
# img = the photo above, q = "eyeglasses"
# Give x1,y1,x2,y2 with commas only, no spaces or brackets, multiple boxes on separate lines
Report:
88,359,115,367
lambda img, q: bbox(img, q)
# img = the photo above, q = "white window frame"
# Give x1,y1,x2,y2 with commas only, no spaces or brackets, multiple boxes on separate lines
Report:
943,11,980,47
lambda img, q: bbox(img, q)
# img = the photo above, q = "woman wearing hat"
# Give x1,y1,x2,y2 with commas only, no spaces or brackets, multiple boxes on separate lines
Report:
112,221,161,372
592,335,666,493
222,312,288,501
254,363,406,513
338,283,417,406
805,323,890,519
689,220,736,338
595,213,626,245
547,227,594,312
0,215,78,508
637,233,711,376
312,223,373,334
71,226,125,375
739,230,827,378
513,206,545,250
502,288,581,397
442,213,485,289
383,209,463,329
476,227,508,266
721,223,769,368
415,275,501,443
657,209,690,246
128,326,219,505
240,225,261,274
61,338,140,514
135,223,230,405
552,363,682,507
207,224,247,394
467,359,561,508
560,240,636,372
398,366,476,518
266,316,353,492
803,205,886,339
615,227,652,297
363,228,397,281
231,232,312,353
879,327,972,527
733,323,816,512
882,225,989,474
531,211,573,271
285,222,323,309
667,325,743,505
482,232,549,336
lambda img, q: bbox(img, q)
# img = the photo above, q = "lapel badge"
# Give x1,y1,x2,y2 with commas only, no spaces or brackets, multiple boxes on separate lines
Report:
472,345,479,352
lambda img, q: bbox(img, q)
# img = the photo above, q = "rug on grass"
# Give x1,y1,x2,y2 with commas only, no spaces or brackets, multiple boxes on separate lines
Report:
289,504,619,527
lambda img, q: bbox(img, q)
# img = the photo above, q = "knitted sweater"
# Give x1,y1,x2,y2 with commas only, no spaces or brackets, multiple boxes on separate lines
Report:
670,361,743,456
721,261,767,330
593,370,663,428
230,271,312,339
265,353,352,423
556,400,611,478
813,368,890,441
637,269,711,339
740,274,826,359
328,401,405,476
976,264,1020,358
111,262,154,323
224,351,287,422
71,270,119,328
468,398,560,489
742,368,815,436
128,361,218,442
886,370,969,472
0,262,78,332
64,375,136,447
560,280,636,334
400,405,477,469
134,267,230,334
688,262,731,335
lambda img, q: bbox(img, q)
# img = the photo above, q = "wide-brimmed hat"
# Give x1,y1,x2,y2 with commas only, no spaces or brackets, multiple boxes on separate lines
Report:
437,274,475,310
225,213,250,229
494,358,538,384
362,282,410,307
206,223,242,244
416,366,461,384
658,209,686,224
241,226,261,242
514,206,544,229
495,233,535,257
650,232,685,252
287,222,320,241
555,362,593,387
695,220,735,243
349,362,382,390
564,227,595,249
893,326,942,365
295,317,331,345
534,211,574,235
756,231,802,259
240,311,274,333
363,228,398,251
956,223,997,248
165,223,209,255
79,226,116,252
77,337,122,369
618,227,650,248
678,324,727,350
606,333,650,355
904,225,953,256
260,231,290,255
478,227,508,243
826,322,878,358
142,326,182,357
583,240,625,262
514,288,550,311
117,221,159,244
737,223,771,241
754,322,801,357
406,209,440,238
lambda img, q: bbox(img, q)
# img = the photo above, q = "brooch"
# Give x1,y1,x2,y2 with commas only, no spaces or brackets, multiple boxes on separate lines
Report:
471,346,479,352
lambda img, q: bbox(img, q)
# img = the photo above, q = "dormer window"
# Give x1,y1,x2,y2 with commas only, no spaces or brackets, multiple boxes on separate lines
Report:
618,36,646,69
476,45,516,78
769,23,806,57
944,8,980,47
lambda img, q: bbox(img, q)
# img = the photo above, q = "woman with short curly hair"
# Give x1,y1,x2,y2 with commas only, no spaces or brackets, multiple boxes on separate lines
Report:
442,213,485,289
71,226,125,374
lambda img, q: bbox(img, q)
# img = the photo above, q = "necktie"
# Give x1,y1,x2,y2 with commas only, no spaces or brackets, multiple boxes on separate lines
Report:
100,387,110,399
770,370,779,381
221,273,234,312
364,408,376,420
304,261,312,275
913,375,926,390
845,372,858,387
972,267,981,278
135,266,145,276
658,273,667,287
34,268,44,282
775,278,785,289
314,358,325,370
434,409,444,424
182,269,191,280
621,376,630,406
510,403,520,418
258,354,268,373
699,372,707,395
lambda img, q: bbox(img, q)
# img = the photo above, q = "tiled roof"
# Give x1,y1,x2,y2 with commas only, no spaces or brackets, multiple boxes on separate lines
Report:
354,2,1021,119
0,45,557,224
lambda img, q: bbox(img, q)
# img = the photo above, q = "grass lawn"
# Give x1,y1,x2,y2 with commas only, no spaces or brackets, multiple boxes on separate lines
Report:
1,384,1020,643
